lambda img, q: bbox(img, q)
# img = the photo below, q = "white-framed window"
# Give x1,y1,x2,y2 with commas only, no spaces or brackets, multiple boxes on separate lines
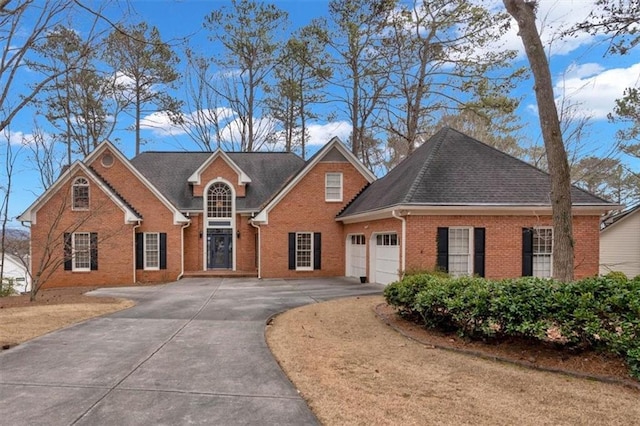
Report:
376,233,398,246
325,172,343,202
351,234,365,245
207,182,232,218
296,232,313,270
533,227,553,278
448,227,472,277
144,233,160,270
72,177,89,210
72,232,91,271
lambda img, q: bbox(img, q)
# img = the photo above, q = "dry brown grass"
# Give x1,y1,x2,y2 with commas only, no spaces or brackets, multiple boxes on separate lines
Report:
0,299,134,346
266,295,640,426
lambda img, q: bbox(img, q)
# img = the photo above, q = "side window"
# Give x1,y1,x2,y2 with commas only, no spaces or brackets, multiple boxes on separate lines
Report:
144,233,160,270
533,228,553,278
72,177,89,210
64,232,98,272
325,172,343,202
448,228,472,277
296,232,313,270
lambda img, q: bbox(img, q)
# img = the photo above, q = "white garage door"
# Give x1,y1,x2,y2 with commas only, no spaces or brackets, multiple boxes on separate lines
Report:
370,233,400,285
346,234,366,278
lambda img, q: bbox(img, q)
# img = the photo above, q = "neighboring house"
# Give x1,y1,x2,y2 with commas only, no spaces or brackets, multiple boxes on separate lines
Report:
18,127,614,288
599,204,640,277
0,253,30,293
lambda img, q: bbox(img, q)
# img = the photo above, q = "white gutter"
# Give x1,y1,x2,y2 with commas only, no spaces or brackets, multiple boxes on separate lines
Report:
177,219,191,280
249,218,261,279
392,210,406,279
132,220,141,283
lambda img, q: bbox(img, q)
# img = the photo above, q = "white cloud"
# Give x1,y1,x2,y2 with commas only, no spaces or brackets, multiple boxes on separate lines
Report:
306,121,352,146
140,111,185,136
555,62,640,119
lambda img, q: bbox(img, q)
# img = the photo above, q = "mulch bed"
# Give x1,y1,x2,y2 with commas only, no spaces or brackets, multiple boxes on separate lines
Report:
375,303,640,390
0,287,118,308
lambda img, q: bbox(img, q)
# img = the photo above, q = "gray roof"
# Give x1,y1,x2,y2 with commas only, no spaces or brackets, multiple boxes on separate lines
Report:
130,151,304,211
339,127,612,217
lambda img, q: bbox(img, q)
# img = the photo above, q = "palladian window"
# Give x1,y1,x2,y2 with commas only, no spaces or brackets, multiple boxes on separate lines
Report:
207,182,232,218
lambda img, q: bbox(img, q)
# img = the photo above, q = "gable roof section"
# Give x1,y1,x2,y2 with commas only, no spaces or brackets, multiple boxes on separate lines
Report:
338,127,615,218
131,151,305,212
17,161,141,225
84,141,189,224
253,137,376,224
601,204,640,232
187,149,252,186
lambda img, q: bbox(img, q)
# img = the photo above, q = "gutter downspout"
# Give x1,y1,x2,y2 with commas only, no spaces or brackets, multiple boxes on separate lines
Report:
249,218,261,279
177,220,191,280
132,220,141,283
392,210,406,280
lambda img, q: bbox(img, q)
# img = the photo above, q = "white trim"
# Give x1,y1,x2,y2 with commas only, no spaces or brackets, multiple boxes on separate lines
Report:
71,176,90,211
447,227,474,277
337,204,616,224
253,137,376,224
188,149,251,186
295,232,314,271
325,172,343,202
391,210,406,278
72,232,91,272
143,232,160,271
84,141,189,225
18,162,140,225
203,178,236,271
532,226,553,278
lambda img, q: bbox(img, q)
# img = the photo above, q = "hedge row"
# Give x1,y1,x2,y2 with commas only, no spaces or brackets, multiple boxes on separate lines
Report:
384,273,640,380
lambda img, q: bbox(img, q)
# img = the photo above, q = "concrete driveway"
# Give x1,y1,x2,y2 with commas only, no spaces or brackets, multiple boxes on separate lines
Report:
0,277,383,425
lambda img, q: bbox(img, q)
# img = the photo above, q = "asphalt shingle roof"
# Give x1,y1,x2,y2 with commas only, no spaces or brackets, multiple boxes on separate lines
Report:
339,127,612,217
130,151,304,211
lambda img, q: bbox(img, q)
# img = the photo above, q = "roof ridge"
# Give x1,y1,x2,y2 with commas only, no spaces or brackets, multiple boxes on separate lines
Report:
403,127,448,203
444,127,613,204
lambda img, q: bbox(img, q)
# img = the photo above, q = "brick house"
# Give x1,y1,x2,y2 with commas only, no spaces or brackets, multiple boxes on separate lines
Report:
19,127,614,288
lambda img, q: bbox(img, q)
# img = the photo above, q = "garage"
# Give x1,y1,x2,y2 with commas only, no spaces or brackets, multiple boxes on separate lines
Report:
370,233,400,285
346,234,367,278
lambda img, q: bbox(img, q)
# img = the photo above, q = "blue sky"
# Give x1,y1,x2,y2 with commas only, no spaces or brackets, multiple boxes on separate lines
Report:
3,0,640,227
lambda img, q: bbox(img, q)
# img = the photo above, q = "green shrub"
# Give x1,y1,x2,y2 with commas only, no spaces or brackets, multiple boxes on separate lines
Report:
0,279,16,297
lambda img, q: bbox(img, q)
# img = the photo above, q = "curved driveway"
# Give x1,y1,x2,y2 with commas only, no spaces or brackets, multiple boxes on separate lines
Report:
0,277,382,425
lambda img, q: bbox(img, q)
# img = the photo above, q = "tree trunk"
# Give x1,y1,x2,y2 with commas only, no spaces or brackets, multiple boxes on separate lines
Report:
504,0,574,282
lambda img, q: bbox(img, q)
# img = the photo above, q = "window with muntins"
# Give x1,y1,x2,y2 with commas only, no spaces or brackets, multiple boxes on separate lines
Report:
376,234,398,246
448,228,471,277
296,232,313,270
73,232,91,271
72,177,89,210
325,172,342,202
207,183,232,218
145,233,160,270
533,228,553,278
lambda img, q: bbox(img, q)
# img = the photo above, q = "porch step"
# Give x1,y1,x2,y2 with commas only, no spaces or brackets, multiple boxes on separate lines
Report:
181,270,258,279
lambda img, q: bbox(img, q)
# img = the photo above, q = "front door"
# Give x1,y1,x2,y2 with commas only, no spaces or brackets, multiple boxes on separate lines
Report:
207,229,233,269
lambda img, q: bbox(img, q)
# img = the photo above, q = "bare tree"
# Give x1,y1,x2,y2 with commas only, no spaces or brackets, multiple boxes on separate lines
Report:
503,0,575,282
0,128,20,287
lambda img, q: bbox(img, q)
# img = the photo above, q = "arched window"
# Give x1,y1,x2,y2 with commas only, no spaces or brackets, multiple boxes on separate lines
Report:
207,182,232,218
72,177,89,210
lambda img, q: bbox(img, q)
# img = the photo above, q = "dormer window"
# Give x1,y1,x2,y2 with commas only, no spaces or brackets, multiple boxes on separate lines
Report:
72,177,89,210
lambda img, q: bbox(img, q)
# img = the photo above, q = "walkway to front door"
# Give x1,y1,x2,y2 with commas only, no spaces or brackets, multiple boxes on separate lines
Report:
207,228,232,269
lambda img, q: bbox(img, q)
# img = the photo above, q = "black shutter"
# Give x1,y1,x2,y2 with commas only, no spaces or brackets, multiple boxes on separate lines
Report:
288,233,295,270
90,232,98,271
135,233,144,270
313,233,321,270
436,227,449,272
522,228,534,276
159,233,167,270
64,233,72,271
473,228,485,277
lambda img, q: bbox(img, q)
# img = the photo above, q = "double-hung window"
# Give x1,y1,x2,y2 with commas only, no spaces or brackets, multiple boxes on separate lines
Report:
296,232,313,270
448,228,472,277
144,233,160,270
325,173,342,202
72,177,89,210
533,227,553,278
72,232,91,271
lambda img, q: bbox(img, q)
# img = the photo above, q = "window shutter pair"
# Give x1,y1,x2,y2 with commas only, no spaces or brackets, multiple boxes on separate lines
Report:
63,232,98,271
522,228,534,276
436,227,485,277
288,233,321,270
135,233,167,270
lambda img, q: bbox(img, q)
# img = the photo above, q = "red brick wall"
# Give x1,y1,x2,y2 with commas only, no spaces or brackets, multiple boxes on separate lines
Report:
259,162,369,278
88,148,183,283
344,214,600,280
30,171,135,288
